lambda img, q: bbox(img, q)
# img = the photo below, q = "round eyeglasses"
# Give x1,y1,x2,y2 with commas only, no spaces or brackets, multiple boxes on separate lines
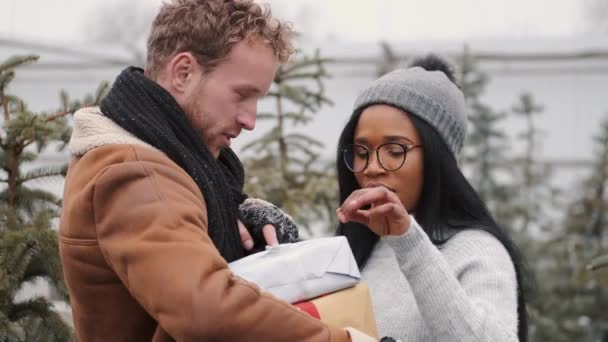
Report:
342,143,422,173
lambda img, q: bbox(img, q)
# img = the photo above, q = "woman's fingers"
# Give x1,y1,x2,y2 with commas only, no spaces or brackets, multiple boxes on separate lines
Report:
337,207,370,225
340,187,397,213
337,187,411,236
365,202,400,218
364,203,410,236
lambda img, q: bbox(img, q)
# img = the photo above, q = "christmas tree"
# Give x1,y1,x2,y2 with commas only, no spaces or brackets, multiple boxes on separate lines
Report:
0,55,108,341
241,50,337,235
459,45,515,227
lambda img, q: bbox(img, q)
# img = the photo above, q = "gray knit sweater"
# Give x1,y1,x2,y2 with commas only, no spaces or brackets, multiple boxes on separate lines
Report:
361,218,519,342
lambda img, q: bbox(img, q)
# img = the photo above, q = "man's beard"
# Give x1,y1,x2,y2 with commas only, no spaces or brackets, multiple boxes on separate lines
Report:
183,99,212,150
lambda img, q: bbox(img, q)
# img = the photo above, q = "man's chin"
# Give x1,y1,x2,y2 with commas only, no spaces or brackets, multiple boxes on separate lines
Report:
211,148,221,159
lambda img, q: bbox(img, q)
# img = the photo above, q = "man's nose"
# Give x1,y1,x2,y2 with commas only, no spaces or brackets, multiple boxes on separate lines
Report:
237,103,256,131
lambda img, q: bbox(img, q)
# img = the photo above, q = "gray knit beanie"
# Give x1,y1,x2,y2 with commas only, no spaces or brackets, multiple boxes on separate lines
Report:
353,55,467,158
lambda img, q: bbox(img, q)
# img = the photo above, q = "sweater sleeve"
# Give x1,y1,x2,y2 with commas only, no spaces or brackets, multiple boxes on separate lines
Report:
384,218,519,342
92,147,350,342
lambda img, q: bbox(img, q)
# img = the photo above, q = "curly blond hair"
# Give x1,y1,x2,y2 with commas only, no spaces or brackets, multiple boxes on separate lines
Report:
145,0,294,79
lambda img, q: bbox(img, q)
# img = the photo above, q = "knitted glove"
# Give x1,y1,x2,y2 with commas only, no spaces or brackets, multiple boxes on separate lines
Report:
379,337,401,342
238,198,299,253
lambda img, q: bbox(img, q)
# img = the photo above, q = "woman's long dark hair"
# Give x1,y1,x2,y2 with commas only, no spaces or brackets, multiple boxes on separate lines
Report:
335,109,529,342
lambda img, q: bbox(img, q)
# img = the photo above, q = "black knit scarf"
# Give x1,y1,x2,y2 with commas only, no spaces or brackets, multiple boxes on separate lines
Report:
100,66,247,262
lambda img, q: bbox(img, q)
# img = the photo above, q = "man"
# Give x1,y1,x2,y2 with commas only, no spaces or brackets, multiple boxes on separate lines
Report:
59,0,373,341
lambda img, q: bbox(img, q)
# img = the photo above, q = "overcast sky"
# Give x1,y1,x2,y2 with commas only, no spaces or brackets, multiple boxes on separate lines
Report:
0,0,588,44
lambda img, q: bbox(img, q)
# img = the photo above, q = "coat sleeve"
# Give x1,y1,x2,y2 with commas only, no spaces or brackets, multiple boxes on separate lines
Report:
92,148,350,342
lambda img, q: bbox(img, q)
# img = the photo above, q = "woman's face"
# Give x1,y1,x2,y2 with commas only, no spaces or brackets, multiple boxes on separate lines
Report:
352,105,424,212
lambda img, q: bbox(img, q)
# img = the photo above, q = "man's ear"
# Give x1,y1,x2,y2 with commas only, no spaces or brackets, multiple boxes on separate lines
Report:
167,52,201,93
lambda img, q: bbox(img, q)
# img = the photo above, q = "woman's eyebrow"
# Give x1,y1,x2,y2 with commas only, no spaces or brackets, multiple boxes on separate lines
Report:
353,135,414,145
384,135,415,144
353,137,368,144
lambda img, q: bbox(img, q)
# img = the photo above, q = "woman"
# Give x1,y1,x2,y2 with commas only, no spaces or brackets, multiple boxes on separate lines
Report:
336,55,528,341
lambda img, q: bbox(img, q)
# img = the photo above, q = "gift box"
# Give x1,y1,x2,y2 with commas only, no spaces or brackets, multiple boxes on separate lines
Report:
294,283,379,339
229,236,360,303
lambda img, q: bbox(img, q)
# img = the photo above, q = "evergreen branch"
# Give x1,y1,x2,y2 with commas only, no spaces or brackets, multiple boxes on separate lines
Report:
9,299,49,322
18,165,68,185
3,95,22,107
285,133,324,147
95,81,110,104
265,91,281,98
282,87,332,112
18,152,38,163
302,169,334,178
283,112,312,125
60,90,69,112
0,187,61,212
0,71,15,105
587,254,608,271
48,81,109,122
284,155,307,166
281,71,330,81
20,139,36,152
0,56,39,73
280,57,333,76
0,228,62,295
1,241,39,297
45,111,71,123
255,113,277,121
24,310,74,342
2,94,9,122
0,311,24,341
240,140,268,154
0,207,21,232
286,143,318,161
241,127,280,152
21,246,61,287
18,188,60,207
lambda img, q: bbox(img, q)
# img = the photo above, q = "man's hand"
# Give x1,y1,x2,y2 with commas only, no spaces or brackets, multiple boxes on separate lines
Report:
237,198,299,252
238,219,278,251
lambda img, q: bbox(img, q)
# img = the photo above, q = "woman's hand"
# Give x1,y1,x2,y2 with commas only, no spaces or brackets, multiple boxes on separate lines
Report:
336,186,411,237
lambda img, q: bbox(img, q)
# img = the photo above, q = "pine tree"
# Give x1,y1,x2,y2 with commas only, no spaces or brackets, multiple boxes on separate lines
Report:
241,50,337,235
511,93,546,232
572,113,608,289
459,45,514,226
509,92,563,239
376,41,399,77
0,55,108,341
507,92,563,341
527,115,608,342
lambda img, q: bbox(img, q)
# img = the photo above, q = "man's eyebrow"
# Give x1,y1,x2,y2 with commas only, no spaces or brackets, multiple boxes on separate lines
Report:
235,85,263,96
